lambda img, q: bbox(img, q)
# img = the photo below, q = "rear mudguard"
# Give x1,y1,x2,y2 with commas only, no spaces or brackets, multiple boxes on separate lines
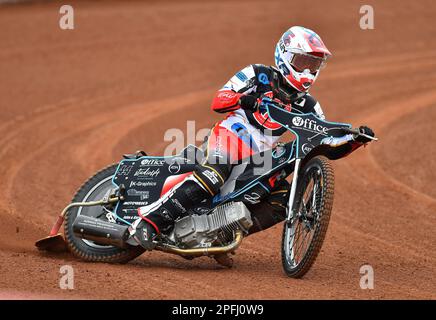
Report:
111,145,202,224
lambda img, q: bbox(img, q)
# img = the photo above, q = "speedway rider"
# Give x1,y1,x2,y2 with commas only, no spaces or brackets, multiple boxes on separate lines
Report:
131,26,375,250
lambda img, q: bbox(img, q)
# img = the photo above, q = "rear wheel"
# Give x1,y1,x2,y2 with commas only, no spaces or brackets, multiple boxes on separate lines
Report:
281,156,334,278
64,164,145,263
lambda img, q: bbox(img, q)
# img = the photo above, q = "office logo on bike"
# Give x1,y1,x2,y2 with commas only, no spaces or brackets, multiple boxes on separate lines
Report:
302,143,315,155
292,116,328,134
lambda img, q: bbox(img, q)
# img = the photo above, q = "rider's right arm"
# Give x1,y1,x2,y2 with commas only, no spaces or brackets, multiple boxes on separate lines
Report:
211,65,257,113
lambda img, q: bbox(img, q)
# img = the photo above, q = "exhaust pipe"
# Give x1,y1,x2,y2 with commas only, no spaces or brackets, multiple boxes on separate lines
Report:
155,230,244,257
73,215,129,248
35,196,123,252
73,215,244,255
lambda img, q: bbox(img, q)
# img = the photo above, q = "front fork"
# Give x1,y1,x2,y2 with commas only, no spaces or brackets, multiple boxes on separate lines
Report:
286,158,301,222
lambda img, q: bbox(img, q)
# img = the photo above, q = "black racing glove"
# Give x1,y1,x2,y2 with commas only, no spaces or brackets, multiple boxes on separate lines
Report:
355,125,375,143
239,95,258,111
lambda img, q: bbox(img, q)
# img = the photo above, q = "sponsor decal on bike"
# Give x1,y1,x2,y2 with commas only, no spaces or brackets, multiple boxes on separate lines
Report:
133,167,160,178
244,192,262,204
123,201,149,206
120,212,140,220
272,145,286,158
302,143,315,155
278,156,287,164
292,116,304,126
117,164,133,176
168,162,181,174
140,159,165,166
129,181,157,188
292,116,328,134
121,208,139,215
126,189,149,200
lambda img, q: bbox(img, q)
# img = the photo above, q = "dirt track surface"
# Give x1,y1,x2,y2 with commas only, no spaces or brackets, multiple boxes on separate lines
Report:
0,0,435,299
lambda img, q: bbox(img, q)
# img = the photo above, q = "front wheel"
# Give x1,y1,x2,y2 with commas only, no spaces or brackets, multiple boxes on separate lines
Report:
64,164,145,263
281,156,334,278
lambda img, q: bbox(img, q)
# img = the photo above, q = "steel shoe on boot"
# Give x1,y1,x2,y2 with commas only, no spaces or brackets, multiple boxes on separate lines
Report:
131,219,157,250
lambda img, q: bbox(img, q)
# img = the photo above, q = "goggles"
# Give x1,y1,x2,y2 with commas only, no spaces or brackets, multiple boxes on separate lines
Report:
290,53,327,73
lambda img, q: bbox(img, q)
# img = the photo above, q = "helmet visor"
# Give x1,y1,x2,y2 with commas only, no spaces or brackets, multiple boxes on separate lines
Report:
290,53,327,73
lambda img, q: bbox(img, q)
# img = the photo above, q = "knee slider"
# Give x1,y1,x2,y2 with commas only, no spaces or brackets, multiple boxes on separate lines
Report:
193,163,230,196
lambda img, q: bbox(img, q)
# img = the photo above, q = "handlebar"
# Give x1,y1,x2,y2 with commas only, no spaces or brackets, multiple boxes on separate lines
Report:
260,97,378,142
342,127,361,135
342,127,379,141
259,96,287,109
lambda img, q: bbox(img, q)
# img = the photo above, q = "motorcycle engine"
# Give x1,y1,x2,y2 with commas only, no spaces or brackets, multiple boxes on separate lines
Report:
172,202,253,248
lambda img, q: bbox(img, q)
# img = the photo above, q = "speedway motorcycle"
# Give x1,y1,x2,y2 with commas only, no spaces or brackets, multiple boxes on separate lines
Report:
36,98,377,278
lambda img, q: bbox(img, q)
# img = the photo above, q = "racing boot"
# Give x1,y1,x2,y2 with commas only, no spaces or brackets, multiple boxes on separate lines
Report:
130,218,158,251
131,174,213,250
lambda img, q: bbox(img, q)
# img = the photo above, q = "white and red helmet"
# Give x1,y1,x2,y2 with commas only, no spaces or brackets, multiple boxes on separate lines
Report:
275,26,331,92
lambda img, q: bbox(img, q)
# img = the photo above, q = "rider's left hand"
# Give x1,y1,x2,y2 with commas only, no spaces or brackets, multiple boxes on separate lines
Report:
355,125,375,143
239,94,258,111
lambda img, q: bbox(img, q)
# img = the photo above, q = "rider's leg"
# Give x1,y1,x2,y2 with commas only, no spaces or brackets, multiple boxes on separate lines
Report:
131,124,247,250
131,162,231,249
